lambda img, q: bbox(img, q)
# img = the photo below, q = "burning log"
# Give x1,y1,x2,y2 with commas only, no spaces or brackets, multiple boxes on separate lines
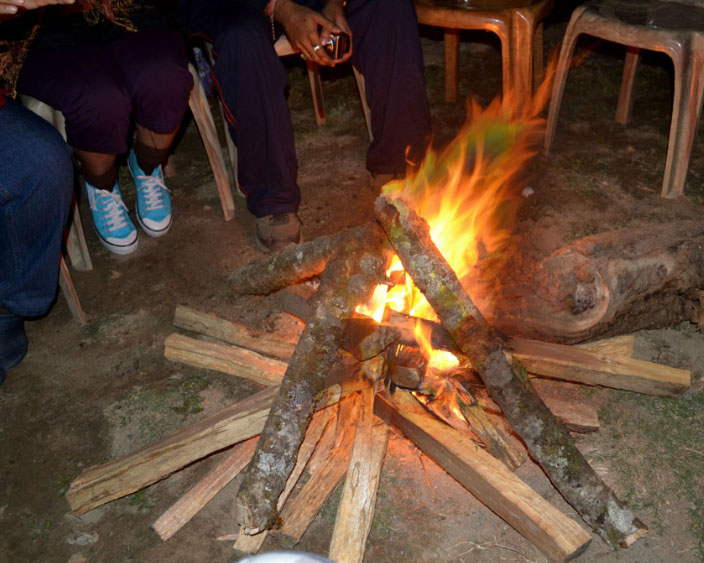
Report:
387,311,689,397
471,220,704,343
375,194,647,548
375,390,592,562
234,226,390,534
384,343,426,389
341,316,401,361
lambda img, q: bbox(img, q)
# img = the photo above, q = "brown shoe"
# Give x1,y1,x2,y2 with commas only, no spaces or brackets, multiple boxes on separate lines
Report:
369,171,403,190
255,213,302,253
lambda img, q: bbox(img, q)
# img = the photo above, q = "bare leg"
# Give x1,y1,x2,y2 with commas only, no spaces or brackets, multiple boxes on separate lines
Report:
75,150,118,190
134,124,178,174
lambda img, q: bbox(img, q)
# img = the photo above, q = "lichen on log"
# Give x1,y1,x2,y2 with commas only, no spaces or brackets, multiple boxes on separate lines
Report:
374,194,647,548
229,226,367,295
234,225,390,533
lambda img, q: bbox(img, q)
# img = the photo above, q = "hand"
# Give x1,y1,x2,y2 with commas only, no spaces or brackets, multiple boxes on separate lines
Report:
274,0,339,67
321,0,352,63
0,0,74,16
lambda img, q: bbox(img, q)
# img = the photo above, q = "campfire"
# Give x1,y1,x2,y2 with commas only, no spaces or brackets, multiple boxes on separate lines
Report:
63,83,697,562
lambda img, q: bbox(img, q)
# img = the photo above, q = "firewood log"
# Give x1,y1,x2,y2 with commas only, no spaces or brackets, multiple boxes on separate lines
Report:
375,194,647,548
229,227,367,295
234,226,391,534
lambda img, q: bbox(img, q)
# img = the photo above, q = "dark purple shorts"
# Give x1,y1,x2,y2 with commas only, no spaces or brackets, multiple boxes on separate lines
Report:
18,26,193,155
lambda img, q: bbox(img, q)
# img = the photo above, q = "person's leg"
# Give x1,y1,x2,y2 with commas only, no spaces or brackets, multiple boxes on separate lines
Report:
0,100,73,384
345,0,432,178
18,44,139,254
180,1,301,220
106,25,193,237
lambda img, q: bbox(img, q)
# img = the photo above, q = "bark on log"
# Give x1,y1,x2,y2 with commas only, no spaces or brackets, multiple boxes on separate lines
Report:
468,220,704,343
375,195,647,548
229,227,366,295
235,225,390,533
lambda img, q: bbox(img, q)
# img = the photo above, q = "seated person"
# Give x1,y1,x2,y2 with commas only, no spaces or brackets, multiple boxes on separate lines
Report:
12,0,193,255
178,0,432,252
0,97,74,386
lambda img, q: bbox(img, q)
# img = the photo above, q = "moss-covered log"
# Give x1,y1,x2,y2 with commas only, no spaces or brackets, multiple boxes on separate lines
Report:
374,194,647,548
229,226,367,295
234,225,390,533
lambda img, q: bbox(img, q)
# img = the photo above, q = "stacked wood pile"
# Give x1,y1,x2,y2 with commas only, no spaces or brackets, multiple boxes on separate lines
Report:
64,195,696,563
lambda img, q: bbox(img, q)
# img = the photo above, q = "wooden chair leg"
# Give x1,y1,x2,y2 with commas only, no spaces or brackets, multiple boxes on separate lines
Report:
65,198,93,272
444,28,460,103
306,60,327,126
661,46,704,198
509,10,538,111
353,67,373,142
58,256,86,325
615,47,641,125
187,63,235,221
544,6,588,154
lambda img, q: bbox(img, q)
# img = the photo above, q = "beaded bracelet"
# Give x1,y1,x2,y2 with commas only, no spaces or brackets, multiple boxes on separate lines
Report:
270,0,279,41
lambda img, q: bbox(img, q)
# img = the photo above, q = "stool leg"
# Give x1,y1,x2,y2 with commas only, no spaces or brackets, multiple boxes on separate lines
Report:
353,67,373,142
444,28,460,103
544,6,587,154
58,255,86,325
187,64,235,221
65,198,93,272
306,60,327,126
615,47,641,125
661,45,704,198
510,10,538,112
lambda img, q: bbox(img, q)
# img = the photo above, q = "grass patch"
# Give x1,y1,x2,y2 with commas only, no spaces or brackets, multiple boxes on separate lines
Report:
598,390,704,560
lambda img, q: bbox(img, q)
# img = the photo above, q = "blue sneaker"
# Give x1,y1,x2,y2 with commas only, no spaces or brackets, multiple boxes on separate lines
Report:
128,150,173,237
84,180,139,255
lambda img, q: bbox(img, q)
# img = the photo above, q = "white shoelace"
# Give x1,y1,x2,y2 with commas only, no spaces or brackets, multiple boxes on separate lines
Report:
93,190,131,233
136,175,170,211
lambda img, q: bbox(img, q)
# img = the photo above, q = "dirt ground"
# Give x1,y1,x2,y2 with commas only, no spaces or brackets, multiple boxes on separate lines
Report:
2,7,704,563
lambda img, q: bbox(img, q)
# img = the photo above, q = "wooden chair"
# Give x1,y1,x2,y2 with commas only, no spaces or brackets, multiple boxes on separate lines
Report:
204,35,373,188
21,62,234,323
414,0,554,105
544,0,704,198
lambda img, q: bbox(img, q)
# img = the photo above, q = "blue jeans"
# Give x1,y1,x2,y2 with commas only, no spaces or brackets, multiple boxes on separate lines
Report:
0,99,73,317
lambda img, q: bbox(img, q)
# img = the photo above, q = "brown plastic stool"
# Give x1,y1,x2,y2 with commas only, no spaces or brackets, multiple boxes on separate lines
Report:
414,0,554,104
544,1,704,198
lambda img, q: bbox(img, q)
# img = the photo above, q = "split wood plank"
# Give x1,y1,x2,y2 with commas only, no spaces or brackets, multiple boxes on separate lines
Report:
234,405,337,553
329,386,389,563
509,337,690,397
173,305,296,361
578,335,635,358
375,390,592,563
66,366,368,515
275,395,361,543
164,333,286,386
152,437,259,541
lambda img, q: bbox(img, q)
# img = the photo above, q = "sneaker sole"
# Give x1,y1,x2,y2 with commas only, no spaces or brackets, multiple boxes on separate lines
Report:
95,228,139,255
137,213,173,238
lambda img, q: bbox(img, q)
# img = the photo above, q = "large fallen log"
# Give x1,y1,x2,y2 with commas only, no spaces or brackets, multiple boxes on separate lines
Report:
66,359,368,515
469,220,704,343
376,390,592,563
375,194,647,548
234,225,390,533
